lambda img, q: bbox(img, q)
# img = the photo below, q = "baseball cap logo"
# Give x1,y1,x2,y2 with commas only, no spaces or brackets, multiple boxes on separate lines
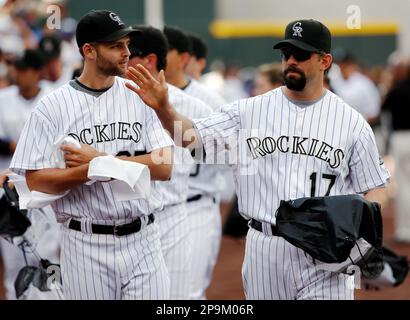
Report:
109,12,124,26
292,22,303,37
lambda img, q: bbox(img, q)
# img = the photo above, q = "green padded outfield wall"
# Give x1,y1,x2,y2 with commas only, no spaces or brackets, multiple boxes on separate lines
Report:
69,0,145,26
69,0,396,68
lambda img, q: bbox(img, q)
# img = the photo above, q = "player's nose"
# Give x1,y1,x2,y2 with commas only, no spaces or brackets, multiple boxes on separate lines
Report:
286,54,299,65
124,45,131,57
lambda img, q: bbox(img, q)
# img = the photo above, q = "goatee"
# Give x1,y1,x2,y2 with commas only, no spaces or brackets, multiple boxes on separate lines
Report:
283,66,307,91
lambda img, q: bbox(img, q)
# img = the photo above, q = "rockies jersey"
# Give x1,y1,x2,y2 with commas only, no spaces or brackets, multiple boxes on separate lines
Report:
10,76,174,222
193,87,390,225
0,84,52,170
151,84,213,206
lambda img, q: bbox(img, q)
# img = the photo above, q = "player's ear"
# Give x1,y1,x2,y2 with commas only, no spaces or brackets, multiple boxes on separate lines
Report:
180,52,191,69
82,43,97,60
320,53,333,72
198,58,207,72
146,53,158,71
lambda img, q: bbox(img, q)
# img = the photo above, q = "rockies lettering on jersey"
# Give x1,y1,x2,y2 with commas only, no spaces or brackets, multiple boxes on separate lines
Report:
68,121,142,144
246,135,345,168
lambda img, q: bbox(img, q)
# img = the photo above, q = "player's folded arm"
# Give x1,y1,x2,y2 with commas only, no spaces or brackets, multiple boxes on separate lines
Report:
117,145,173,181
25,165,90,195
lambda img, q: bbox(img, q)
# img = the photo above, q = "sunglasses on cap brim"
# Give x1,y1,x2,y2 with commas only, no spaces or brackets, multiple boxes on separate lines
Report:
280,47,323,62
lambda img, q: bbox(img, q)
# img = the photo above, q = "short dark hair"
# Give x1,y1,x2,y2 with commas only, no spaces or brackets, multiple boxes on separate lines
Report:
129,25,169,71
163,26,192,54
188,33,207,59
14,49,46,70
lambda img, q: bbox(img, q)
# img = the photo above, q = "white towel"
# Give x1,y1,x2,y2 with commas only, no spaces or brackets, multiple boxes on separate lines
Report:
7,173,69,210
51,136,81,169
88,155,150,201
6,135,80,209
311,238,373,273
9,136,151,207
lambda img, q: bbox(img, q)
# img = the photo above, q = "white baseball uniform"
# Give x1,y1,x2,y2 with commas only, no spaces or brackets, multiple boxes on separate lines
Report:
193,87,390,300
185,78,227,110
0,83,61,300
152,84,212,299
10,77,174,300
182,79,228,299
0,84,52,170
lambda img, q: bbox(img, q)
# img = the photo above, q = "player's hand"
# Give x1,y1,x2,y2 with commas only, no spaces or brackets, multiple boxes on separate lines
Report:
61,143,107,168
0,171,9,185
0,170,14,189
125,65,171,113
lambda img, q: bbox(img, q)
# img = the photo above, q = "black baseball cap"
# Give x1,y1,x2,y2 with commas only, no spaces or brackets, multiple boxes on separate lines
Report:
129,25,169,59
128,26,169,71
163,26,192,53
76,10,140,49
188,33,207,59
14,49,46,70
273,19,331,53
39,34,62,61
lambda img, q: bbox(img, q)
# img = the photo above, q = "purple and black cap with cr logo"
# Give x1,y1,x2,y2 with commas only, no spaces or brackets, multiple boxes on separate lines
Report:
75,10,141,49
273,19,331,53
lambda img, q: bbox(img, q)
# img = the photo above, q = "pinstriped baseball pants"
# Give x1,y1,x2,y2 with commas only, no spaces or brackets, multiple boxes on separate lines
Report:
155,202,192,299
61,220,170,300
242,227,354,300
186,196,222,300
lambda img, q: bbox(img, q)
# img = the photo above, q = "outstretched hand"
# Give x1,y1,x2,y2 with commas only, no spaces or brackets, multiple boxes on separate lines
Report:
125,65,170,113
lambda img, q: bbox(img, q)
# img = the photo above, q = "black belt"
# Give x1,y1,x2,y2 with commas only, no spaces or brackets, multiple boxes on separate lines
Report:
250,219,279,236
187,194,217,203
68,214,155,236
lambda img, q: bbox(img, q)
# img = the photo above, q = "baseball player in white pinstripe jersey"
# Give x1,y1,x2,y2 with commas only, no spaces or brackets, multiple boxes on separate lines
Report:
0,49,61,300
162,26,226,299
127,19,390,300
128,26,213,299
9,10,174,300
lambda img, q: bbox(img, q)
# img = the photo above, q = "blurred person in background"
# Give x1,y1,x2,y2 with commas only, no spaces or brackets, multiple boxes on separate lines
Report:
381,58,410,244
200,59,226,96
221,62,248,102
384,51,410,95
186,32,207,81
128,25,215,299
0,48,12,88
330,49,381,126
252,62,283,96
0,49,50,170
0,49,59,300
164,25,226,300
38,33,77,89
0,0,37,55
185,30,238,230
